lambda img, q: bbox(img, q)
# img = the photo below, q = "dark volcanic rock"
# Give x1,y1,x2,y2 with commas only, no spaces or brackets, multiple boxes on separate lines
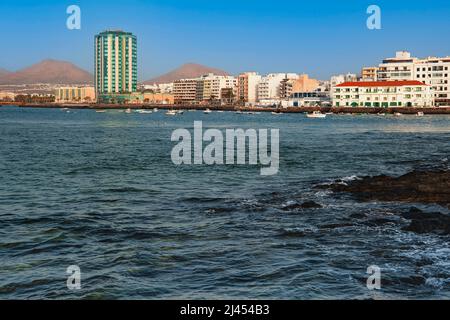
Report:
320,170,450,208
282,201,322,211
300,201,323,209
401,208,450,235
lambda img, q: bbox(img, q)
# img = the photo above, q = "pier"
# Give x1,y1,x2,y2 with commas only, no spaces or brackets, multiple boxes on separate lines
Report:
2,102,450,114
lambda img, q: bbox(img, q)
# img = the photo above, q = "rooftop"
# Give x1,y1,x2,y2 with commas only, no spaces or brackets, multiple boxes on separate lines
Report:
336,81,428,88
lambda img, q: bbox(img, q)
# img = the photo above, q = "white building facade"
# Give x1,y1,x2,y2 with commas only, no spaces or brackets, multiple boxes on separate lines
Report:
197,74,237,102
332,81,434,108
378,51,450,106
237,72,262,105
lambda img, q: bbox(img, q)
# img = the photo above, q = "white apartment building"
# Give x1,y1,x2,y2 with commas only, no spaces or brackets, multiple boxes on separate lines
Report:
330,73,358,89
143,83,174,94
257,74,284,100
258,73,296,101
197,74,237,102
378,51,450,106
332,81,434,108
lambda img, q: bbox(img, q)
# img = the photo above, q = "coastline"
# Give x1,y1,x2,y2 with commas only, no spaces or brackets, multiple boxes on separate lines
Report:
2,102,450,114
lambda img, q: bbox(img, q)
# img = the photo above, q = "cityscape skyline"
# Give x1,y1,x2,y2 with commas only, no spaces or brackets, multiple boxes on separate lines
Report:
1,0,450,81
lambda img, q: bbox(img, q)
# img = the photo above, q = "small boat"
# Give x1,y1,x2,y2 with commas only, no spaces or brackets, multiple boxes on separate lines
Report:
272,111,282,115
378,112,386,116
394,112,402,117
235,111,244,114
216,110,224,113
306,111,327,118
177,110,184,115
96,110,107,113
325,112,333,115
61,108,69,111
153,108,159,112
166,110,177,116
204,108,212,114
417,112,425,117
125,108,132,114
136,110,153,114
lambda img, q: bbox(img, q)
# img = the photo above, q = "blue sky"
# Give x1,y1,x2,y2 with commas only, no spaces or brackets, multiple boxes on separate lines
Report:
1,0,450,81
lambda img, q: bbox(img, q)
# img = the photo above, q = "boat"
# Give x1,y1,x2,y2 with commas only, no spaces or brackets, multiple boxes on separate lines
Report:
125,108,132,114
153,108,159,112
235,111,244,114
417,112,425,117
325,112,333,115
272,112,282,115
136,110,153,114
204,108,212,114
177,110,184,115
394,112,402,117
306,111,327,118
96,110,107,113
378,112,386,116
166,110,177,116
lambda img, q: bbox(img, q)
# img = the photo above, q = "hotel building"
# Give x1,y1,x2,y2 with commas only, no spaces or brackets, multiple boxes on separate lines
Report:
95,30,138,103
196,74,237,102
237,72,262,105
173,79,198,104
378,51,450,106
332,81,434,108
257,73,288,101
174,74,237,104
55,86,96,103
361,67,379,81
280,74,320,99
330,73,358,89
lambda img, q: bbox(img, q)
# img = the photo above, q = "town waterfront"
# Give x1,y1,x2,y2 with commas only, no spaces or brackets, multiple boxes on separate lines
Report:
0,106,449,299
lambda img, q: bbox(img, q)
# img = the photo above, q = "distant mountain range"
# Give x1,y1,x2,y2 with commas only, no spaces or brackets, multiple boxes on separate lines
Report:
144,63,229,84
0,68,10,77
0,59,93,85
0,61,229,86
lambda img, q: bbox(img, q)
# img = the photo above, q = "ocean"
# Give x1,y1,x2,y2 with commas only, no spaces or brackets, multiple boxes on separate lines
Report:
0,106,449,299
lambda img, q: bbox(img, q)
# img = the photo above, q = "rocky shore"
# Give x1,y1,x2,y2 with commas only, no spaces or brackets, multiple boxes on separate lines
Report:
319,170,450,208
317,170,450,235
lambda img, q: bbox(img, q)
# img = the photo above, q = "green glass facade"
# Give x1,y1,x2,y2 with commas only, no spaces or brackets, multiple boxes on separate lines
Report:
95,30,137,100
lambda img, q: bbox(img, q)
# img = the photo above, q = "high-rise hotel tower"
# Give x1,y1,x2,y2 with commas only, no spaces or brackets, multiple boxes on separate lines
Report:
95,30,137,102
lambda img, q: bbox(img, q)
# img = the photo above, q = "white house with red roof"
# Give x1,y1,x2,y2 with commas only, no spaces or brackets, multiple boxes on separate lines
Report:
332,80,434,108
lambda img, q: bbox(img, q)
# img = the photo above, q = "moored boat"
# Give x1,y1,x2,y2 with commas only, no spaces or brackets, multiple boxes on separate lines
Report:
306,111,327,118
166,110,177,116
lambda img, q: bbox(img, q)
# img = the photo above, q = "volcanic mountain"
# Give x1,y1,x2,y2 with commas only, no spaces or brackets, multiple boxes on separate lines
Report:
0,68,10,77
0,59,93,85
144,63,229,84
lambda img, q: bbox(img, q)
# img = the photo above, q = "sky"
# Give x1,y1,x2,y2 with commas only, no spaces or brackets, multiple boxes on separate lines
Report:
1,0,450,81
